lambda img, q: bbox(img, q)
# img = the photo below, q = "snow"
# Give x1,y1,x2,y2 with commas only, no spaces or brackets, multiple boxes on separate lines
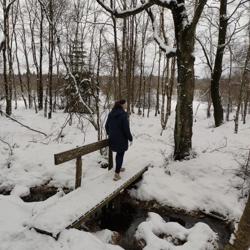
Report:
135,212,218,250
93,229,118,244
0,101,249,249
0,195,123,250
131,106,249,221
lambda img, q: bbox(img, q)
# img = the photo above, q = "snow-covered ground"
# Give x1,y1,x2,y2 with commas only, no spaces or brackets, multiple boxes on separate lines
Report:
135,212,218,250
0,101,249,249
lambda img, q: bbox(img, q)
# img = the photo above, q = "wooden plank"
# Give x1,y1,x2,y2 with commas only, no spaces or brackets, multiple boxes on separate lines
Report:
75,157,82,189
67,166,148,229
54,139,109,165
108,147,113,170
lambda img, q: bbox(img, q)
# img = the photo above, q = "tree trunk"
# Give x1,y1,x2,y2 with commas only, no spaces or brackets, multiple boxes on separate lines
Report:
234,37,250,133
226,46,233,121
224,194,250,250
243,90,249,124
211,0,228,127
48,0,54,119
111,0,122,100
14,26,27,109
138,16,149,115
173,21,195,160
38,6,44,110
155,50,161,116
3,0,12,115
20,5,32,109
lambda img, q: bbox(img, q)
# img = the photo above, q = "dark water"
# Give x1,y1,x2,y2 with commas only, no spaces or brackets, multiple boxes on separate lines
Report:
98,201,231,250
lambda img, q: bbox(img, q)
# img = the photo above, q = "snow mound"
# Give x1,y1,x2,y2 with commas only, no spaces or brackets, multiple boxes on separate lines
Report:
94,229,120,244
135,212,218,250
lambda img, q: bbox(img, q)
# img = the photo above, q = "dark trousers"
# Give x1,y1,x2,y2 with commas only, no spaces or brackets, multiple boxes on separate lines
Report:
115,151,125,174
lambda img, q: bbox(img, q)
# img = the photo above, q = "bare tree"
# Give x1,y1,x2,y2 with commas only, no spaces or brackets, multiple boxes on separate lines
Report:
96,0,207,160
1,0,18,115
197,0,248,126
234,32,250,133
19,1,32,109
210,0,228,127
138,13,149,115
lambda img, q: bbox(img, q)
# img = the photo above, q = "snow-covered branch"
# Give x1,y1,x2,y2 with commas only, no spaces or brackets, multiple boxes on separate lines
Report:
96,0,155,18
95,0,177,18
146,8,176,58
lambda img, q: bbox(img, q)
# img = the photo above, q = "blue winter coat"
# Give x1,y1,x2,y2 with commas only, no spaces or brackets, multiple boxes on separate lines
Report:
105,108,133,153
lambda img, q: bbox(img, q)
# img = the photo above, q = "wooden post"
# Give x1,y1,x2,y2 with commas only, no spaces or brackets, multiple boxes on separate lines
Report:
75,156,82,189
108,147,113,170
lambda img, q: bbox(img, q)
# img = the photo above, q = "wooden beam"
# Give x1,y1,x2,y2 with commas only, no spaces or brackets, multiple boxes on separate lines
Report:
75,156,82,189
54,139,109,165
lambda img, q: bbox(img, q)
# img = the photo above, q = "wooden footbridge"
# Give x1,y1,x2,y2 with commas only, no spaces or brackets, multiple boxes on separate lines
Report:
30,139,148,238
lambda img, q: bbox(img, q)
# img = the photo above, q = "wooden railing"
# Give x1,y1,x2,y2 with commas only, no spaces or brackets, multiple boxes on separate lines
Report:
54,139,113,189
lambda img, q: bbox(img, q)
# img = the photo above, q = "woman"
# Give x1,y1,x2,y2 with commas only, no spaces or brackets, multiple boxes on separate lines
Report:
105,99,133,181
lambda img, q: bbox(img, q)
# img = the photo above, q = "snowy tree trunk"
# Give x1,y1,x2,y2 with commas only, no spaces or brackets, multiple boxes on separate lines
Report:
172,8,196,160
224,194,250,250
174,32,195,159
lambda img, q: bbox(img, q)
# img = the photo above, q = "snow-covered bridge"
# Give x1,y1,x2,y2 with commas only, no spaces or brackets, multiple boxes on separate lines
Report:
29,140,148,238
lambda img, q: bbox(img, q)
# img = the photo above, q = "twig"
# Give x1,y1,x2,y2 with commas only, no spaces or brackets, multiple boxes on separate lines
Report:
209,137,228,153
0,110,47,137
0,137,13,155
55,113,71,141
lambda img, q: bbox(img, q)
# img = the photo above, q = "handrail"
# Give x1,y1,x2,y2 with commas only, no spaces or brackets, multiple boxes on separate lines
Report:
54,139,109,165
54,139,113,189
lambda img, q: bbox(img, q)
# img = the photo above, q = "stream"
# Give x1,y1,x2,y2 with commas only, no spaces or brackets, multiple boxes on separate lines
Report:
19,186,232,250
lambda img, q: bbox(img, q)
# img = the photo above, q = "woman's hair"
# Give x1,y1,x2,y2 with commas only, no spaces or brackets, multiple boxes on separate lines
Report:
113,99,126,110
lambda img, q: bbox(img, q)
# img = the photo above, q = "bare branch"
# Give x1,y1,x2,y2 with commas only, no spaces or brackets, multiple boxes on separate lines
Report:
0,137,13,155
191,0,208,30
228,0,249,20
195,36,212,71
0,110,47,137
6,0,17,14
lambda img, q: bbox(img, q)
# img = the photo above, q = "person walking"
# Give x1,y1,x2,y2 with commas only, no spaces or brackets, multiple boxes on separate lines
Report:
105,99,133,181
